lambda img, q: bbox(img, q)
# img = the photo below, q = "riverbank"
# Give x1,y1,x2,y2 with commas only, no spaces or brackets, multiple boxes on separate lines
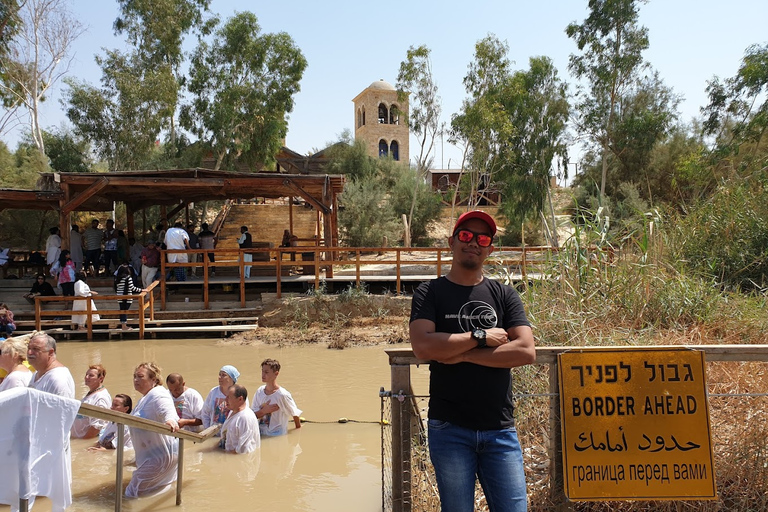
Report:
227,293,411,348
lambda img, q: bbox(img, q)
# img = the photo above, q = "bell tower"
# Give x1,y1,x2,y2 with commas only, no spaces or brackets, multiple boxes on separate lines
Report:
352,79,409,164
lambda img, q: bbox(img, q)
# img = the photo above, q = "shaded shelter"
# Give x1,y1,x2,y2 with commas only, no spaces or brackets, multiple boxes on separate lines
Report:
0,169,344,256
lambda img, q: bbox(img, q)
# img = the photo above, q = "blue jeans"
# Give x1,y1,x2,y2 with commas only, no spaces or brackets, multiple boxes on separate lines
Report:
428,419,527,512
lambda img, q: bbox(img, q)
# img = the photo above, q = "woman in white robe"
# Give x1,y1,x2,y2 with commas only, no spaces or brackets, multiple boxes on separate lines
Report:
71,272,99,330
125,362,180,498
0,337,33,391
45,227,61,266
71,364,111,438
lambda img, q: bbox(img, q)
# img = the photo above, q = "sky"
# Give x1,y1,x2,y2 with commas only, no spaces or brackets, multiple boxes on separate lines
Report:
3,0,768,177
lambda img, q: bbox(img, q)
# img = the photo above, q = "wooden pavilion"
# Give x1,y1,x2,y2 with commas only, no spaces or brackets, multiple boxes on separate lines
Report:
0,169,345,251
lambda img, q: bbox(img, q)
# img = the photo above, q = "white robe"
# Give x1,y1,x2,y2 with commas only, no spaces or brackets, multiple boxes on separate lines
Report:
98,422,133,450
71,387,111,438
252,385,302,437
46,234,61,265
221,407,260,454
202,386,249,435
0,369,33,392
0,387,80,512
29,366,76,399
72,280,99,327
126,385,179,498
173,387,204,433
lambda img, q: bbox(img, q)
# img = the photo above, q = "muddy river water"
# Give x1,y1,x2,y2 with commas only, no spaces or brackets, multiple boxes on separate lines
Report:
2,339,429,512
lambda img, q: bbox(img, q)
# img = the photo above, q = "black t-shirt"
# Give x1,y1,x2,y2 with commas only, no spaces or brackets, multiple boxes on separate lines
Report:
410,276,530,430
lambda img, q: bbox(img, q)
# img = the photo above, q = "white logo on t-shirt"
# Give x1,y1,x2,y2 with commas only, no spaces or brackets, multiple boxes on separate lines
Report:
456,301,498,332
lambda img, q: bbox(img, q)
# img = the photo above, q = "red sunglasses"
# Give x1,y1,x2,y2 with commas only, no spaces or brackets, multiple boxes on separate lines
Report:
454,229,493,247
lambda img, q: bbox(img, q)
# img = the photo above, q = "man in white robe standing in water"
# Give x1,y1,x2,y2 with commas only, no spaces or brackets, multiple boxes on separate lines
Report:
27,332,75,398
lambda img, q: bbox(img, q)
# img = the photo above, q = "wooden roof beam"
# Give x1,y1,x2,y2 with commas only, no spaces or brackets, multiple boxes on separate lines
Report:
282,179,330,214
62,177,109,215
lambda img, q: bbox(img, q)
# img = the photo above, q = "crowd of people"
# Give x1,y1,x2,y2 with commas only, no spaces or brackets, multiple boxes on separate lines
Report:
0,332,302,499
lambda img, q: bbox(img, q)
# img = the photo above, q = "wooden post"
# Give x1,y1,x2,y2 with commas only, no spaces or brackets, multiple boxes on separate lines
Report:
35,297,41,331
115,423,125,512
391,364,412,512
396,251,401,294
160,252,166,311
549,360,572,510
239,251,245,308
276,250,282,299
86,298,93,340
126,204,135,240
203,254,210,309
355,250,361,287
138,294,145,340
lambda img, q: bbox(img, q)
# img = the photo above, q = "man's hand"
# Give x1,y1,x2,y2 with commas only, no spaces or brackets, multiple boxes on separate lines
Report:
259,402,279,414
484,327,510,347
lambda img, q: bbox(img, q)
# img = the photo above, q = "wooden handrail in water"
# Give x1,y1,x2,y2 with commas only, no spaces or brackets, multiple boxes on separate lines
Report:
78,402,220,510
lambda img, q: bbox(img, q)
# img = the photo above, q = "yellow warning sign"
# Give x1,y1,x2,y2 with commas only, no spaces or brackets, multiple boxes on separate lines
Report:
558,348,716,500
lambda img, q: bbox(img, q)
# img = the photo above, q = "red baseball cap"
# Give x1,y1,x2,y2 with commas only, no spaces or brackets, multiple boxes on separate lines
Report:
453,210,497,236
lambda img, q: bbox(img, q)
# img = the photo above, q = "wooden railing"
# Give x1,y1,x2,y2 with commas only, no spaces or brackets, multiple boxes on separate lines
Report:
384,345,768,512
33,281,158,340
159,245,559,307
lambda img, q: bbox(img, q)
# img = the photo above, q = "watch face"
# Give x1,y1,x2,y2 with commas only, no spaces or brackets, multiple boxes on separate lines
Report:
473,329,486,340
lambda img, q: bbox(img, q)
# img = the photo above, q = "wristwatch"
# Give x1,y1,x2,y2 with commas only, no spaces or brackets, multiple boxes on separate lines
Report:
471,328,487,348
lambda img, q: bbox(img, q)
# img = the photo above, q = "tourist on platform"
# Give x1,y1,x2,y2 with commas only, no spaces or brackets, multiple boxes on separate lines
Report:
0,303,16,339
126,362,180,498
198,223,216,276
166,373,204,433
71,364,111,439
114,264,145,331
27,332,76,398
116,230,129,265
252,358,302,437
0,337,33,391
24,273,57,303
186,224,199,277
83,219,103,276
88,394,133,451
72,272,99,331
220,384,260,454
46,226,62,266
238,225,252,279
0,245,9,270
409,210,536,512
103,220,119,275
140,240,161,288
164,222,190,282
156,222,167,250
202,365,242,435
70,224,83,271
129,237,143,276
55,251,77,297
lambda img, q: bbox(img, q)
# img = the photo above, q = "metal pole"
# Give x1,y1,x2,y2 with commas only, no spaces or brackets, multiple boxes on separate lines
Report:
115,423,124,512
176,439,185,505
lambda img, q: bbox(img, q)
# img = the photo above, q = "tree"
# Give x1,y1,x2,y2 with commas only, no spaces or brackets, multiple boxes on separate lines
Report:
0,0,84,152
396,44,444,245
64,49,178,171
566,0,649,199
180,12,307,171
452,36,569,231
0,0,22,59
703,43,768,158
450,36,514,209
113,0,214,143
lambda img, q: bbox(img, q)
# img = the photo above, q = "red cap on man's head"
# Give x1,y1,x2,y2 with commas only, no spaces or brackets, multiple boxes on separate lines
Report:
453,211,497,236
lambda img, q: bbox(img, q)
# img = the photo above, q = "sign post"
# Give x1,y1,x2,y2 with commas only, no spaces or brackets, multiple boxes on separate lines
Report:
558,347,717,500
